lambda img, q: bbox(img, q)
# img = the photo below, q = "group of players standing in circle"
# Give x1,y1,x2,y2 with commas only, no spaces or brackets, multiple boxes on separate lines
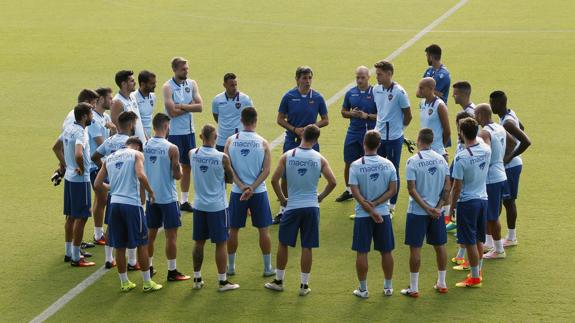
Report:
52,43,531,297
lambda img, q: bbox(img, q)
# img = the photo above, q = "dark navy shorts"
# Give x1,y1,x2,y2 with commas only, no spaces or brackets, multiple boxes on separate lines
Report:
503,165,522,200
352,216,394,253
456,199,487,245
107,203,148,249
404,213,447,247
193,209,229,243
229,192,273,228
377,136,403,204
146,201,182,229
168,133,196,165
486,181,508,221
343,133,365,163
283,136,319,153
279,207,320,248
63,180,91,218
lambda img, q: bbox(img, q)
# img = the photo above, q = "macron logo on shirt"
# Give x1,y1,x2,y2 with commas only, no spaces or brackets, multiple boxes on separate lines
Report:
149,156,157,164
370,173,380,181
240,149,250,156
115,162,124,169
479,162,486,170
200,165,209,173
428,167,437,175
298,168,307,176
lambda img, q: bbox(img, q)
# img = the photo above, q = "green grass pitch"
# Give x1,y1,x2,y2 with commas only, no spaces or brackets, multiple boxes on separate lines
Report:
1,0,574,321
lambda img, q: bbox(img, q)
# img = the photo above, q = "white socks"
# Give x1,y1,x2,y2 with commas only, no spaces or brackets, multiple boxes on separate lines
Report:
410,272,419,292
119,272,128,283
94,227,104,239
180,192,189,204
149,256,154,267
105,246,114,262
437,270,447,287
485,234,494,248
276,269,285,281
194,271,201,279
168,259,177,271
507,229,517,241
218,273,227,282
301,272,310,285
127,248,137,266
494,239,504,253
141,270,151,282
346,186,351,193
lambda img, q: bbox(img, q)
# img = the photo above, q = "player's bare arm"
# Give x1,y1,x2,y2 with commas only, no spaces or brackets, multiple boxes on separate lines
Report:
318,157,337,203
169,145,182,180
438,103,451,148
271,154,288,206
222,154,234,184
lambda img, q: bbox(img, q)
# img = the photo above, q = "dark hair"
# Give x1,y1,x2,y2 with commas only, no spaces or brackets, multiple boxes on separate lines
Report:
302,124,320,142
374,60,394,74
126,136,143,152
115,70,134,88
459,117,479,141
453,81,471,94
241,107,257,125
295,66,313,79
425,44,442,60
118,111,138,129
364,130,381,150
223,73,237,83
171,57,187,69
77,89,99,103
152,112,170,130
490,90,507,103
138,70,156,85
74,103,92,122
201,124,217,140
455,110,474,124
95,87,112,98
418,128,434,145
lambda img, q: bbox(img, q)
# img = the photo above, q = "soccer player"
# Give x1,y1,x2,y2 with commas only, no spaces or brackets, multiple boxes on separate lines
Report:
475,104,517,259
349,130,397,299
490,91,531,246
212,73,254,152
92,111,139,269
88,87,114,245
372,60,412,215
143,113,190,281
190,125,239,292
111,70,147,143
163,57,203,213
132,70,157,138
452,81,475,115
335,66,377,203
94,137,162,292
423,44,451,103
61,89,100,129
450,117,491,288
416,77,451,159
224,107,275,277
265,125,337,296
55,103,95,267
274,66,329,224
400,128,451,297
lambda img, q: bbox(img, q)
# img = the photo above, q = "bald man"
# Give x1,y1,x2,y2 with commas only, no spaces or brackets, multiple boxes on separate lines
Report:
475,104,516,259
416,78,451,159
336,66,377,204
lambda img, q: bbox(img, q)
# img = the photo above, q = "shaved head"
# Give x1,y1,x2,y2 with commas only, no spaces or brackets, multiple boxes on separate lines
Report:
474,103,493,126
356,66,370,76
416,77,437,99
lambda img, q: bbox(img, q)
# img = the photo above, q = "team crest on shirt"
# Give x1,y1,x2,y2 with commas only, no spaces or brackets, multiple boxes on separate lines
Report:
200,165,209,173
478,162,486,170
235,102,241,109
149,156,157,164
428,108,434,116
370,173,380,181
309,100,315,105
388,94,393,101
115,162,124,169
428,167,437,175
185,87,191,93
298,168,307,176
240,149,250,156
150,100,154,106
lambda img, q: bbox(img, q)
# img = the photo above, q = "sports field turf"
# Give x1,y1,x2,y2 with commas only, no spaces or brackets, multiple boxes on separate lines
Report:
1,0,574,321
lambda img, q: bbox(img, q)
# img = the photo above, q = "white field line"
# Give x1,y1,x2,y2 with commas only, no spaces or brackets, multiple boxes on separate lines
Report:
30,1,468,322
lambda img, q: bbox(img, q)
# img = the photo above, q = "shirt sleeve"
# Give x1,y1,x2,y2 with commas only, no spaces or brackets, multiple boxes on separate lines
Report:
348,164,358,185
405,161,416,181
96,141,107,155
278,93,289,114
389,165,398,181
88,123,102,138
398,89,410,109
452,158,464,180
211,98,219,114
318,95,328,116
342,91,351,110
245,95,254,107
435,72,451,97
